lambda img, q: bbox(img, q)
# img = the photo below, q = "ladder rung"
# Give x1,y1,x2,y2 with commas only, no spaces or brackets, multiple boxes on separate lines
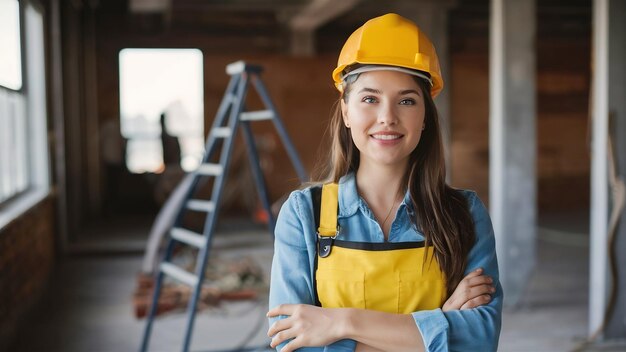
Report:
196,163,223,176
160,263,198,287
211,127,232,138
171,227,205,248
240,110,274,121
186,200,215,213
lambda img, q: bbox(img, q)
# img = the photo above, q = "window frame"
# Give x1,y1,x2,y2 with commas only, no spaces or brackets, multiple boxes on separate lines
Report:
0,0,51,229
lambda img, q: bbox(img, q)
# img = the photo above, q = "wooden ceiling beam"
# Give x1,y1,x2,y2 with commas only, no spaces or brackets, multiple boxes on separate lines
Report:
288,0,361,56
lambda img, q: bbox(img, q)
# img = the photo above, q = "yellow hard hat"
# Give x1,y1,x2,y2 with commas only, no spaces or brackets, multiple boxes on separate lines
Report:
332,13,444,98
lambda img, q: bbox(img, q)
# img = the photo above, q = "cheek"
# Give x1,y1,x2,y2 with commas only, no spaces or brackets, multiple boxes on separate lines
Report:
347,104,377,126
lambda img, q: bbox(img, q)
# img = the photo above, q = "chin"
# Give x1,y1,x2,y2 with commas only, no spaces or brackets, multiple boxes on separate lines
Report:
374,157,409,169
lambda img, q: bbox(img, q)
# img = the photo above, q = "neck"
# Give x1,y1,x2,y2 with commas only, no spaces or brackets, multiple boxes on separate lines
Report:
355,161,406,205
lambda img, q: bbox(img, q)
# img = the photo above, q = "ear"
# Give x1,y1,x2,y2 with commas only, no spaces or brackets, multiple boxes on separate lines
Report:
340,99,349,127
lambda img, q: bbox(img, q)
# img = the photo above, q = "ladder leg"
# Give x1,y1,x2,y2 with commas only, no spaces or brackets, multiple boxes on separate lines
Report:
139,272,163,352
204,74,241,159
240,121,276,232
194,74,247,196
140,240,176,352
182,75,250,352
177,74,241,226
140,73,244,347
143,63,307,352
251,78,308,182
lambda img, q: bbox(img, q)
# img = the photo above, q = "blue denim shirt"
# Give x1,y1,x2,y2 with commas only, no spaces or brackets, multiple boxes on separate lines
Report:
269,173,503,351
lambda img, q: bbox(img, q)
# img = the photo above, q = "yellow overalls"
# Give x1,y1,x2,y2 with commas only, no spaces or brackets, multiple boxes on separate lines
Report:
314,183,447,314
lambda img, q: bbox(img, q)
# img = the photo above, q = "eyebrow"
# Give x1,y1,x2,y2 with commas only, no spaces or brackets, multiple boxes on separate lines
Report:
357,87,421,96
399,89,421,96
358,88,382,94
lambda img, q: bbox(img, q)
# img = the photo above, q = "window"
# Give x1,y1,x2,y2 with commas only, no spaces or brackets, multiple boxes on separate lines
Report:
0,0,50,227
119,48,205,174
0,0,22,90
0,0,26,204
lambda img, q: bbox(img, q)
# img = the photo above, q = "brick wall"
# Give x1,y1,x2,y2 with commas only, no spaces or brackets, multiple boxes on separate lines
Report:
92,1,592,216
0,198,56,349
448,2,591,210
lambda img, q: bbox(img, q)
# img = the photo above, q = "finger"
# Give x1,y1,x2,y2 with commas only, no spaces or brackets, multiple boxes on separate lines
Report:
462,268,484,281
466,275,493,287
460,294,491,309
281,337,303,352
270,329,296,348
453,284,493,306
267,317,292,337
444,289,470,311
442,300,460,312
267,304,296,318
466,284,495,299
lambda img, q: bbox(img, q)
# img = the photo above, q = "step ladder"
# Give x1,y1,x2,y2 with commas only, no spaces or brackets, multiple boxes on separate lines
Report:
140,61,308,352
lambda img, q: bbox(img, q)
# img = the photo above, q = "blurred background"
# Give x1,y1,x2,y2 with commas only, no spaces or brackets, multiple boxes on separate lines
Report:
0,0,625,351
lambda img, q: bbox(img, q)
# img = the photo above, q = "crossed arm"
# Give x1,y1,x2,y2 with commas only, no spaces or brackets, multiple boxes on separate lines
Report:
267,268,495,352
268,190,502,352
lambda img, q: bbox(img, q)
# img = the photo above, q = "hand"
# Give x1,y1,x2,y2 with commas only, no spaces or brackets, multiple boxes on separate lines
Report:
442,268,495,311
267,304,345,351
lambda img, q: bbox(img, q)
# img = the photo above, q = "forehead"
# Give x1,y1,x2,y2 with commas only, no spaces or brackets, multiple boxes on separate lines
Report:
350,70,422,91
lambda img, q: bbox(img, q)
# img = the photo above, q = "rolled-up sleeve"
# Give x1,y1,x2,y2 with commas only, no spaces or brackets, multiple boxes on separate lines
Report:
411,192,503,352
269,190,357,352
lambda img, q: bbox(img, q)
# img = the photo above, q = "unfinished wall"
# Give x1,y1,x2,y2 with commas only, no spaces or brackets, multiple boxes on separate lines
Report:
0,198,56,350
94,4,341,216
97,53,339,214
535,2,591,210
448,3,491,201
89,0,592,219
449,0,591,210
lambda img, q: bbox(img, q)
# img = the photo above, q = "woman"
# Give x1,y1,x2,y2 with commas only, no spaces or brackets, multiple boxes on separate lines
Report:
268,13,502,352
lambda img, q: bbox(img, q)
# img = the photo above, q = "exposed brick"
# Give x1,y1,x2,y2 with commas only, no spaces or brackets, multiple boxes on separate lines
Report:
0,197,56,350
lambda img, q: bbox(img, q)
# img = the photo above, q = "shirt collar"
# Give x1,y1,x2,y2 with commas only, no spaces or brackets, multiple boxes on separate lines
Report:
337,172,415,217
338,172,360,217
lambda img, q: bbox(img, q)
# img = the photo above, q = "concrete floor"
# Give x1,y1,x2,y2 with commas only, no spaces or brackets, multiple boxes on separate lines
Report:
9,214,626,352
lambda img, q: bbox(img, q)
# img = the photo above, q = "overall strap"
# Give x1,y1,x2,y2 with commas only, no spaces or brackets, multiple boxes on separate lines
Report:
318,183,339,237
311,183,339,306
314,183,339,258
311,185,322,230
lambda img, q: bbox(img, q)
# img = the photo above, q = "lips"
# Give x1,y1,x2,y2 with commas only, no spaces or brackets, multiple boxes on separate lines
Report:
370,132,403,140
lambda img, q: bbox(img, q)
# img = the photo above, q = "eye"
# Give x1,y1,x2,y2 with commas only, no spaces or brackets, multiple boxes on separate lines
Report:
362,96,378,104
399,98,416,106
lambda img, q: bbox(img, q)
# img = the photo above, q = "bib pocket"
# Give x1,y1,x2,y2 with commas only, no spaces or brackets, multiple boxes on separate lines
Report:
316,269,365,309
398,270,447,313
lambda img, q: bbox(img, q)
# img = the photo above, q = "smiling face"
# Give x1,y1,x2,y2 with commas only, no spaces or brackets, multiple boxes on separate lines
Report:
340,70,426,172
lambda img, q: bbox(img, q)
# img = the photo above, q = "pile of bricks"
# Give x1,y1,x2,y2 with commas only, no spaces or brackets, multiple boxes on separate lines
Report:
133,256,265,318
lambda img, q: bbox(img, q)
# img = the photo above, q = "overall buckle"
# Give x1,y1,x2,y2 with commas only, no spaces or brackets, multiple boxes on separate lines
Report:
317,233,337,258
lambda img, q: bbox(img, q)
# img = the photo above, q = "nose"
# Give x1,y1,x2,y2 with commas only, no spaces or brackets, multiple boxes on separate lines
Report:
377,102,398,125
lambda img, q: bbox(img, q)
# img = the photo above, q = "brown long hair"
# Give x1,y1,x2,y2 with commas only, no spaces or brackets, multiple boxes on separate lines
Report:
313,70,476,297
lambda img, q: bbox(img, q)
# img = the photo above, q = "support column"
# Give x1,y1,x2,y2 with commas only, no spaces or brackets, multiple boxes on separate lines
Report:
489,0,536,306
62,0,84,241
50,0,68,251
589,0,609,338
84,2,101,216
593,0,626,340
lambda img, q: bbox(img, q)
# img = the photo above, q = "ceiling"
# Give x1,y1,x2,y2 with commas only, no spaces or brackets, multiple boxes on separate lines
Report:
90,0,590,55
119,0,468,54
